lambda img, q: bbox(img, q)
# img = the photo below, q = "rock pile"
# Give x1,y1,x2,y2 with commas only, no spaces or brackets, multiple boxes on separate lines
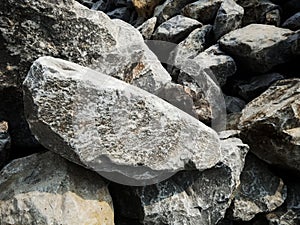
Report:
0,0,300,224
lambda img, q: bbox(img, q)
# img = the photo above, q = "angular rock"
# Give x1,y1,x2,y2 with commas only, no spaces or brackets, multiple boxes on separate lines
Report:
236,0,281,26
0,151,114,225
154,0,195,24
229,154,287,221
137,17,157,39
23,56,221,186
153,15,202,43
106,7,132,22
132,0,162,19
0,0,171,94
238,78,300,172
91,0,112,12
193,45,237,87
236,73,284,101
219,24,297,73
0,121,10,169
282,12,300,31
181,0,223,24
226,112,241,130
225,95,246,113
213,0,244,40
111,132,248,225
265,9,281,26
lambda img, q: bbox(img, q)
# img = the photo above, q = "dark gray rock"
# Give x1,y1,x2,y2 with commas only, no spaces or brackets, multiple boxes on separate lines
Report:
236,73,284,101
225,96,246,113
0,121,10,169
229,154,287,221
24,56,221,186
111,133,248,225
153,15,202,43
219,24,298,73
154,0,195,24
236,0,281,26
213,0,244,40
181,0,223,24
282,12,300,31
226,112,241,130
91,0,111,12
0,151,114,224
137,17,157,39
107,7,132,22
238,78,300,173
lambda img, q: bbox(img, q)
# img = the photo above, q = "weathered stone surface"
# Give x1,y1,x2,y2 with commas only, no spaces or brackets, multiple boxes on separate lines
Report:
106,7,132,21
229,154,287,221
236,73,284,101
23,56,221,186
219,24,297,73
282,12,300,31
213,0,244,40
132,0,162,18
226,112,241,130
236,0,280,26
0,0,171,94
111,132,248,225
181,0,223,24
153,15,202,43
169,25,213,67
265,9,281,26
238,79,300,172
137,17,157,39
225,96,246,113
154,0,195,24
0,121,10,169
193,45,237,87
0,151,114,225
91,0,112,12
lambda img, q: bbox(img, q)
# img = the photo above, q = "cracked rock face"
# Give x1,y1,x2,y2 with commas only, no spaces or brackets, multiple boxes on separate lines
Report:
111,131,248,225
23,56,221,186
238,79,300,173
0,0,171,94
0,151,114,225
229,154,287,221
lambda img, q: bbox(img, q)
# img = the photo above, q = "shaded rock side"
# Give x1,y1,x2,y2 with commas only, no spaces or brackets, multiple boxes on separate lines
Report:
23,56,221,186
0,151,114,225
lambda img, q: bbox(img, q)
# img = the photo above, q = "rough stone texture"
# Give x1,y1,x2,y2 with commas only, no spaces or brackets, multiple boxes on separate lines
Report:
181,0,223,24
225,96,246,113
0,151,114,225
137,17,157,39
219,24,297,73
213,0,244,40
0,121,10,169
154,0,195,24
132,0,162,18
106,7,132,21
282,12,300,31
111,132,248,225
265,9,281,26
236,0,281,26
229,154,287,221
226,113,241,130
23,56,221,186
193,45,237,87
153,15,202,44
236,73,284,101
169,25,213,67
91,0,112,12
238,78,300,172
0,0,171,94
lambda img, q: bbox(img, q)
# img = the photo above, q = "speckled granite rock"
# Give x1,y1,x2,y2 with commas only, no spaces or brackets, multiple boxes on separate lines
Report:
238,78,300,173
23,56,221,186
137,17,157,39
0,151,114,225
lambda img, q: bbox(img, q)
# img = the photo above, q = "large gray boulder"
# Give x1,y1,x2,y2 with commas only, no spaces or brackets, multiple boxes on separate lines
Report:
219,24,298,73
238,79,300,173
23,56,221,186
111,131,248,225
0,0,171,94
0,151,114,225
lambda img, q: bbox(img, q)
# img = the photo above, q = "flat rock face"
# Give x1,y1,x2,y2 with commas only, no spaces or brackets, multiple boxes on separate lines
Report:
23,56,221,186
213,0,244,40
153,15,202,43
238,79,300,172
111,132,248,225
0,151,114,225
0,0,171,94
181,0,223,24
230,154,287,221
219,24,297,73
